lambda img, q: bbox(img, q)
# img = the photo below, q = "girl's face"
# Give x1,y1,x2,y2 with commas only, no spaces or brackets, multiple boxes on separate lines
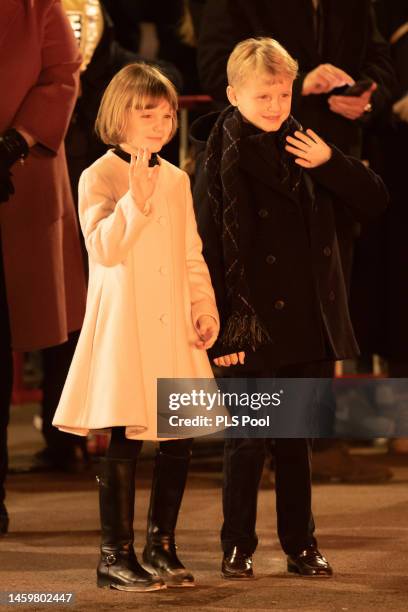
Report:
122,98,174,153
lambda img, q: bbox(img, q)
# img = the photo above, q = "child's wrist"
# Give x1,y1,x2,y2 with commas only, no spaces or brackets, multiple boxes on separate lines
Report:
130,192,150,215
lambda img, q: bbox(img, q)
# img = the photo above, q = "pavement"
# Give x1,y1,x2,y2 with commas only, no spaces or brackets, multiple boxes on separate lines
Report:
1,404,408,612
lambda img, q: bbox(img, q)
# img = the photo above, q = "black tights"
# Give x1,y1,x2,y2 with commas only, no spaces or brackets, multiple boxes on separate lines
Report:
106,426,193,460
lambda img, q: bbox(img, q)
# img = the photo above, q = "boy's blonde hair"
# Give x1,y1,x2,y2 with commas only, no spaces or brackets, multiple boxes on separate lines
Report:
227,37,298,87
95,63,178,145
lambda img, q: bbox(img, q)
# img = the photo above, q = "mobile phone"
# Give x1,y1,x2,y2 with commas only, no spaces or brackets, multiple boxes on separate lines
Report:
331,79,374,97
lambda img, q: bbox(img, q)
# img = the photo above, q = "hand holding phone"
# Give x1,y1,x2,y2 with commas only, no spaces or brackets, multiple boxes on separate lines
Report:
330,79,374,97
328,81,377,121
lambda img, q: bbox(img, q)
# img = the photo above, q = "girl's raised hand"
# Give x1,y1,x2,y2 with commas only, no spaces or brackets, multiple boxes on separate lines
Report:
129,147,160,211
285,129,332,168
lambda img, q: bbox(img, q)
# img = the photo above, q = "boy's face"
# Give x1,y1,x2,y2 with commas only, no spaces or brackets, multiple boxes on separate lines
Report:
122,98,173,153
227,71,293,132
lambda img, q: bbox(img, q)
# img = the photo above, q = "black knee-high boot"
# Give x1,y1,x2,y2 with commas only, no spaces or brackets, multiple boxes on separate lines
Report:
96,457,165,592
143,451,195,587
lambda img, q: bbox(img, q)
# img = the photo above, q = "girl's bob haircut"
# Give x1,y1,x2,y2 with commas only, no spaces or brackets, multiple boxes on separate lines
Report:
95,62,178,145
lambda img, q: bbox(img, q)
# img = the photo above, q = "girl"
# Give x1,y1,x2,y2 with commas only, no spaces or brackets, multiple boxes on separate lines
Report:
53,63,219,592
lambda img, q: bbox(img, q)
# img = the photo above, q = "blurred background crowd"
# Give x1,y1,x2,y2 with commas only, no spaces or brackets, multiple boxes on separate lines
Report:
1,0,408,534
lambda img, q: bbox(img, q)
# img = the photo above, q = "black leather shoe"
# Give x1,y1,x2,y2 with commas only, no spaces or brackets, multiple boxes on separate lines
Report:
287,546,333,577
222,547,254,579
0,503,9,535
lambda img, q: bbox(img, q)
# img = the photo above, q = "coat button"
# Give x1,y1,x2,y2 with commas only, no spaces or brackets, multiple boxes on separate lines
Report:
160,313,169,325
258,208,269,218
328,291,335,302
274,300,285,310
158,216,167,226
159,266,168,276
323,246,332,257
266,254,276,265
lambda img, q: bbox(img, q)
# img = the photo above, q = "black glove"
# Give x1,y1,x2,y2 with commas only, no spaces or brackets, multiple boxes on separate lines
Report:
0,129,29,204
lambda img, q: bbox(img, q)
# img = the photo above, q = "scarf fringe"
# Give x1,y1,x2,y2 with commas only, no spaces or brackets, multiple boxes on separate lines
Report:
220,312,272,352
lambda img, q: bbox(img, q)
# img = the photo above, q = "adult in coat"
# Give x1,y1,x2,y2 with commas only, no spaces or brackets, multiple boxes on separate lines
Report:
0,0,87,533
351,0,408,453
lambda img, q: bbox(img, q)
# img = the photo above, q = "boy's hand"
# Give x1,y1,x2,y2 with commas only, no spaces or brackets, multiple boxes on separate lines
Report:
285,129,332,168
195,315,218,349
302,64,354,95
213,352,245,367
328,82,377,120
129,147,160,211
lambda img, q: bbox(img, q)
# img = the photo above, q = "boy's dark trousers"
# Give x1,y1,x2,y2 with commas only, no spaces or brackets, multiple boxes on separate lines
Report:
221,357,334,556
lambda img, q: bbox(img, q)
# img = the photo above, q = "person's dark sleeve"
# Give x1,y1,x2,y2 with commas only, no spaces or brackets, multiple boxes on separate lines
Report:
197,0,248,102
12,0,81,153
388,0,408,94
359,4,397,116
386,0,408,40
308,145,389,221
393,33,408,94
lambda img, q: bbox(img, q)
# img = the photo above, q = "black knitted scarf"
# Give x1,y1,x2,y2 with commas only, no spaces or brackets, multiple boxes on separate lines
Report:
204,105,302,352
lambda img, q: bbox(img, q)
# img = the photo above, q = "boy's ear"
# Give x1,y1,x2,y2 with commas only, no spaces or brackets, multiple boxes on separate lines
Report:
226,85,238,107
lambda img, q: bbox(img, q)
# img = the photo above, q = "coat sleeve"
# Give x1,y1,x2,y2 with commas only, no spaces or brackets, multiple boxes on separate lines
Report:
12,0,81,153
184,172,220,331
308,145,389,221
358,4,397,119
79,167,151,267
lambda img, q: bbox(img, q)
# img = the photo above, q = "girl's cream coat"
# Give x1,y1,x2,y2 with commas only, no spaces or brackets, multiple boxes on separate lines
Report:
53,151,219,440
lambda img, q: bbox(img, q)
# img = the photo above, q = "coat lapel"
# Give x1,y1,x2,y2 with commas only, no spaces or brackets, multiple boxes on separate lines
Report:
0,0,23,48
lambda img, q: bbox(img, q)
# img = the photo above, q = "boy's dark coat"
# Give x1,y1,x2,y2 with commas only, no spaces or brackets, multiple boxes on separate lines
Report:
191,113,388,369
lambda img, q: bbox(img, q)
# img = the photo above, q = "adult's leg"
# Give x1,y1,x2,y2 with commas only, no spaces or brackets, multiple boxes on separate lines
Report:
40,330,86,470
0,231,13,534
143,438,195,586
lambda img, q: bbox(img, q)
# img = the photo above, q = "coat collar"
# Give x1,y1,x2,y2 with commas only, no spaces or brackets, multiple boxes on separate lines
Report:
107,149,172,199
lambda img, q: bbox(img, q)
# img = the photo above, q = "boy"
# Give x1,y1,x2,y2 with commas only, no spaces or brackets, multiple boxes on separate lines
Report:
191,38,388,578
